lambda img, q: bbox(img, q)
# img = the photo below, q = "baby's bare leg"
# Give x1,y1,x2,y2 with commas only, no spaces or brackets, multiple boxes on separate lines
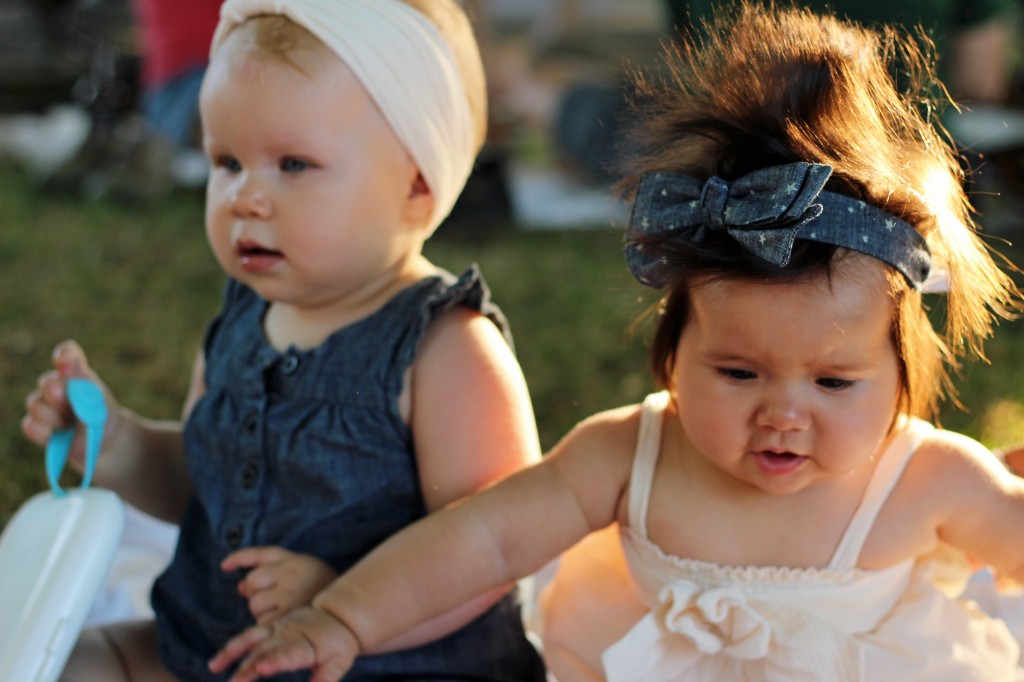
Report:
60,620,176,682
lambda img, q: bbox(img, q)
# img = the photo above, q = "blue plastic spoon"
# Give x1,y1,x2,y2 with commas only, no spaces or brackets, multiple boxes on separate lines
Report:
45,378,107,497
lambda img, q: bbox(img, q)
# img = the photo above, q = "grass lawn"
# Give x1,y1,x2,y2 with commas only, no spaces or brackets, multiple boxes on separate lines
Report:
1,162,1023,526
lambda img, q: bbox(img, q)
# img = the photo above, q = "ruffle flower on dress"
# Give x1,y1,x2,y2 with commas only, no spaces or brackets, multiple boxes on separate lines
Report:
602,578,865,682
658,582,771,657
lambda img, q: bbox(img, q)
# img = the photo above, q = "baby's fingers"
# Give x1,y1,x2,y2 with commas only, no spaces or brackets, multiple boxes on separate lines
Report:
21,398,61,446
222,546,289,572
214,607,359,682
36,369,70,408
249,590,284,625
234,635,317,682
208,625,271,675
211,624,317,682
21,373,73,446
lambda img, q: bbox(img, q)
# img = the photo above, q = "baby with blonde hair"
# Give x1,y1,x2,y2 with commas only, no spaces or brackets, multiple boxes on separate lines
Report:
21,1,547,679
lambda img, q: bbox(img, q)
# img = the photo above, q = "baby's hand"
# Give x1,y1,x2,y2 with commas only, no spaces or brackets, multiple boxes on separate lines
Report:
21,340,119,467
222,546,338,625
209,606,359,682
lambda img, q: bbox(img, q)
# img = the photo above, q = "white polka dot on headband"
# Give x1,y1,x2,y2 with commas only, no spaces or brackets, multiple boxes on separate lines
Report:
211,0,477,234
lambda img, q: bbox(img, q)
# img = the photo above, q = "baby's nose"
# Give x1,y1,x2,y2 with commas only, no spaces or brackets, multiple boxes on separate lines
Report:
231,178,272,218
756,391,811,431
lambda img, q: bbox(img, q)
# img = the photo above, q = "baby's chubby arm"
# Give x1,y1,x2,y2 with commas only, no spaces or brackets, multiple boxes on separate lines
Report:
408,306,542,512
372,305,541,647
21,339,196,523
919,430,1024,582
210,406,640,682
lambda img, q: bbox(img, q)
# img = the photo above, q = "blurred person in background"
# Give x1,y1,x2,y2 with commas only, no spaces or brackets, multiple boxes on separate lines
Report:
484,0,1019,226
128,0,222,185
667,0,1024,233
0,0,222,200
665,0,1018,107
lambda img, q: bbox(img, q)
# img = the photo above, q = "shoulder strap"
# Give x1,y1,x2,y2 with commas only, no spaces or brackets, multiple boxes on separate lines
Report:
827,417,934,569
626,391,672,539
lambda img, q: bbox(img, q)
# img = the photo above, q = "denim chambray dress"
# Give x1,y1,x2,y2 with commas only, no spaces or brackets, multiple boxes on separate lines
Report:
151,266,547,682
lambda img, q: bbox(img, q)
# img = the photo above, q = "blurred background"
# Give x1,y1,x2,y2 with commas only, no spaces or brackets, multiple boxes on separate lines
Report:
1,0,1024,527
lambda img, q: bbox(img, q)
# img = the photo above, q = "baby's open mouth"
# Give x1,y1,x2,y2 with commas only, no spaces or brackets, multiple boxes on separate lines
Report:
236,240,283,272
754,450,807,474
762,451,800,461
237,242,281,257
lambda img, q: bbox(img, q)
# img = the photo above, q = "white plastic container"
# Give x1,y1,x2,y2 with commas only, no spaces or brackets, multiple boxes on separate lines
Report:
0,488,125,682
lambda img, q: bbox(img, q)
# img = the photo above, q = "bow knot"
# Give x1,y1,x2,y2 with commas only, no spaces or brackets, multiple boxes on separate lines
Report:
625,162,833,287
699,175,731,230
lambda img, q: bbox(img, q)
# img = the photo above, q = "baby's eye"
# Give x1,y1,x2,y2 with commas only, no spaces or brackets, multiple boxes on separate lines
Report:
717,367,757,381
817,377,854,390
215,155,242,173
280,157,310,173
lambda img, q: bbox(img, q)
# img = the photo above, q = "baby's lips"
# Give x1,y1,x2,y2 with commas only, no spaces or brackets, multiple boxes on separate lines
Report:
235,238,281,256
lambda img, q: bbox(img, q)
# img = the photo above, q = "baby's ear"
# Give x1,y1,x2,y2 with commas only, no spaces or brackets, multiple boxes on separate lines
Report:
403,171,435,227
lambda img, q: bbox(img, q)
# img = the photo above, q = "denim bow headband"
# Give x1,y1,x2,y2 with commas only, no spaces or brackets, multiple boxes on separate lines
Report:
624,162,932,289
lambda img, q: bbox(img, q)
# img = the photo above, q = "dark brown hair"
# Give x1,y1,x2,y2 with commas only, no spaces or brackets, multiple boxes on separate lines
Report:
626,2,1019,420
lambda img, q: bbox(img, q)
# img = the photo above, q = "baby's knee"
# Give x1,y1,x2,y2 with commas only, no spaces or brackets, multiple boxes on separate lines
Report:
59,627,130,682
61,622,169,682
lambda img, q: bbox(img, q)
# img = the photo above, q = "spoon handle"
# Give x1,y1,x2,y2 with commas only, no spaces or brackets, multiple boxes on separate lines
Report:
44,379,107,496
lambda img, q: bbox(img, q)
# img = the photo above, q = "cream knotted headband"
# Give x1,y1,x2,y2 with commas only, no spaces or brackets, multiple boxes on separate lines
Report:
210,0,477,234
